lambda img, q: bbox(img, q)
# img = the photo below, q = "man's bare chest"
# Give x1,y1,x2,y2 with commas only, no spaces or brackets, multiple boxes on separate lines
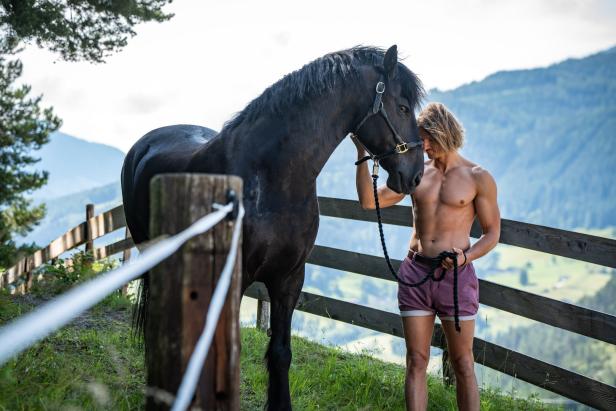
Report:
413,169,476,209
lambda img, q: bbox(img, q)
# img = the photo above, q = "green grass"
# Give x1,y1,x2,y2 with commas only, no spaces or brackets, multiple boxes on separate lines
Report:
0,291,144,411
0,284,558,410
240,327,555,410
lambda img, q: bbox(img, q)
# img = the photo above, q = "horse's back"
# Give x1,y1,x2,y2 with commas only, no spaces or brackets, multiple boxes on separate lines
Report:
121,124,218,243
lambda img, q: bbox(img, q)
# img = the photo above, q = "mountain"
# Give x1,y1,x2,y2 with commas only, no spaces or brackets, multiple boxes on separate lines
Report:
428,46,616,229
19,131,125,246
31,131,125,200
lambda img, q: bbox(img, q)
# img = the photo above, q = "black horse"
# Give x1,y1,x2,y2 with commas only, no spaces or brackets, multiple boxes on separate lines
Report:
121,45,424,410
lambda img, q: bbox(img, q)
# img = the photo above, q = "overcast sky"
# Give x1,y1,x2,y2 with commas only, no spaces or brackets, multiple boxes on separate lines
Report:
17,0,616,153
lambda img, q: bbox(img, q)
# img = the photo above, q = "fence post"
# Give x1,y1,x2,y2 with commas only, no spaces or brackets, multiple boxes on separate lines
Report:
440,332,456,386
146,174,242,411
120,228,132,296
122,228,132,266
85,203,95,254
256,300,271,334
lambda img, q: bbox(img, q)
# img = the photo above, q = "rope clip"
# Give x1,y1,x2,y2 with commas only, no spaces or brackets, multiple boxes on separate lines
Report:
372,160,380,177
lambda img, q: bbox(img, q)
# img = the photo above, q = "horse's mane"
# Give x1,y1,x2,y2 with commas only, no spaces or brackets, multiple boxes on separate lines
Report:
223,46,424,132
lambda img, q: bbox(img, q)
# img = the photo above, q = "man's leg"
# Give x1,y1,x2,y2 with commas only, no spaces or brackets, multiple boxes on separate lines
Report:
402,314,435,411
441,319,480,411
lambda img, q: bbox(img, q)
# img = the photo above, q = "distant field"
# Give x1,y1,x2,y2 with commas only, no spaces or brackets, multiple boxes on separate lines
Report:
476,226,615,337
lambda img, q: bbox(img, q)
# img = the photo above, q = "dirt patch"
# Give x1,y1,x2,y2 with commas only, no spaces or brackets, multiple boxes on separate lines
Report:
11,292,133,331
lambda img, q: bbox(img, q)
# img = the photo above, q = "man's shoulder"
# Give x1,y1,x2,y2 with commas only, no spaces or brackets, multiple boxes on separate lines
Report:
459,155,492,179
469,164,493,177
455,154,496,190
469,164,497,192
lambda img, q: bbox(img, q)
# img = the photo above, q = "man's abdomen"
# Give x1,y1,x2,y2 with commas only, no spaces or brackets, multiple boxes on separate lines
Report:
413,205,475,257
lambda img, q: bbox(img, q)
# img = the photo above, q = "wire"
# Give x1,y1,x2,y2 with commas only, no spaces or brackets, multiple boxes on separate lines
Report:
0,202,234,366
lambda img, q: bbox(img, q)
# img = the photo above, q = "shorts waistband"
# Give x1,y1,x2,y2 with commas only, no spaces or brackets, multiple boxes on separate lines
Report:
407,250,442,265
407,249,470,267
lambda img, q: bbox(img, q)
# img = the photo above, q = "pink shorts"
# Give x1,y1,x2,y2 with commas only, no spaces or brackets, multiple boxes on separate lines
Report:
397,253,479,321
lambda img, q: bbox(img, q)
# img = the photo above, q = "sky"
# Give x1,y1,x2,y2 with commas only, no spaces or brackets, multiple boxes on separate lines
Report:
16,0,616,153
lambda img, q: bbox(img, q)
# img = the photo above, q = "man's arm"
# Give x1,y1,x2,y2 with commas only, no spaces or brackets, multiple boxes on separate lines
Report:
465,168,500,264
355,144,405,210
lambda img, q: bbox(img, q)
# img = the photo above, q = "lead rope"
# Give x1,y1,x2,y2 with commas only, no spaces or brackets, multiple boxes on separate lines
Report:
370,168,461,332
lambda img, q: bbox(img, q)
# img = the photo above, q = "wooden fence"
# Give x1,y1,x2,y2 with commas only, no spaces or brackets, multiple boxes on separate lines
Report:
2,196,615,410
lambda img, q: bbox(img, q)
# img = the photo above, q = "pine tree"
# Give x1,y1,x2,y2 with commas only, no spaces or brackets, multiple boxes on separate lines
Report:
0,0,173,63
0,0,173,268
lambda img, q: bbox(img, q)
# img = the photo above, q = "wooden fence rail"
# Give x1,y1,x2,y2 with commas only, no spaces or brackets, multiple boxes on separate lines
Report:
0,203,126,290
2,196,615,409
319,197,616,268
309,245,616,345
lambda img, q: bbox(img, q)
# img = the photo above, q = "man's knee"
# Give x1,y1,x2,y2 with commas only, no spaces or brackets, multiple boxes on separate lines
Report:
406,351,429,375
450,353,475,378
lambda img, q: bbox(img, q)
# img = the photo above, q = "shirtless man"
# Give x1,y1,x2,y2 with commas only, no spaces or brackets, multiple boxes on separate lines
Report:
354,102,500,411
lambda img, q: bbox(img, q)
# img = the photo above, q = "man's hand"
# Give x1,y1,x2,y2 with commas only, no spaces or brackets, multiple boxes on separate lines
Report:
441,247,466,271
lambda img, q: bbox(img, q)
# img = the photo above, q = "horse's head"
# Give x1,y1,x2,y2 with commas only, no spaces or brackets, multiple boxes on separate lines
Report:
351,45,425,194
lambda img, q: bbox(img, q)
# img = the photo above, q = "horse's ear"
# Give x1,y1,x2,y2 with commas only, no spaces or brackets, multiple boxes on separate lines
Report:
383,45,398,79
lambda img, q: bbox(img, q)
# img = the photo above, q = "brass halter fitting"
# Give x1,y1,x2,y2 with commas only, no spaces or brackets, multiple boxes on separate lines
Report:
395,143,409,154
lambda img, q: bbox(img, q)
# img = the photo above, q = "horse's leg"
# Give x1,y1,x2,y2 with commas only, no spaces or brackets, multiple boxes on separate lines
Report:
264,266,304,411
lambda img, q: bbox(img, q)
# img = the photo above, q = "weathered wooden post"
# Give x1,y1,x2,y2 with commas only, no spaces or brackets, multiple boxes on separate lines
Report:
146,174,242,411
122,228,132,265
85,203,95,254
440,331,456,386
120,228,132,296
256,299,271,334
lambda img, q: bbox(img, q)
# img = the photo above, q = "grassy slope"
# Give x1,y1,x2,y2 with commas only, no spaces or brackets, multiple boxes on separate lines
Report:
0,292,143,411
0,291,556,411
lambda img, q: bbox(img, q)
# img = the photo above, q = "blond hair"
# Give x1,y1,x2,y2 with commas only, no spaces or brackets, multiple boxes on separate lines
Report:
417,102,464,152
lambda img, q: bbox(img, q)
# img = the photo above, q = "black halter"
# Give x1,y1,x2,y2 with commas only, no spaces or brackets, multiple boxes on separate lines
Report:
350,77,423,174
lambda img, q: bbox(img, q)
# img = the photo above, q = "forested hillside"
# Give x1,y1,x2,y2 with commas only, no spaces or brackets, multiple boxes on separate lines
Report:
429,46,616,229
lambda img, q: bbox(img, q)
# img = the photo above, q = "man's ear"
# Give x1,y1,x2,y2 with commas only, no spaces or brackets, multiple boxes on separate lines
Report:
384,45,398,79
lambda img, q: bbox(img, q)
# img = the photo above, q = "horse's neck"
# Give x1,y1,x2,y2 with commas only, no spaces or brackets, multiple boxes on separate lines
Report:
233,98,355,185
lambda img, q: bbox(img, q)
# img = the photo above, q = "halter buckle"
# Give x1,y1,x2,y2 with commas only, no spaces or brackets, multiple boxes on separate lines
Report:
395,143,409,154
375,82,385,94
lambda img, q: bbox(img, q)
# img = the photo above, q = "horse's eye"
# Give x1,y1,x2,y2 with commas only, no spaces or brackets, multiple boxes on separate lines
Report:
399,105,410,114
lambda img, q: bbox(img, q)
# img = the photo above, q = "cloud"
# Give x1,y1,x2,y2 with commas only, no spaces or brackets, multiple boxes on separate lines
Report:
122,94,169,115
